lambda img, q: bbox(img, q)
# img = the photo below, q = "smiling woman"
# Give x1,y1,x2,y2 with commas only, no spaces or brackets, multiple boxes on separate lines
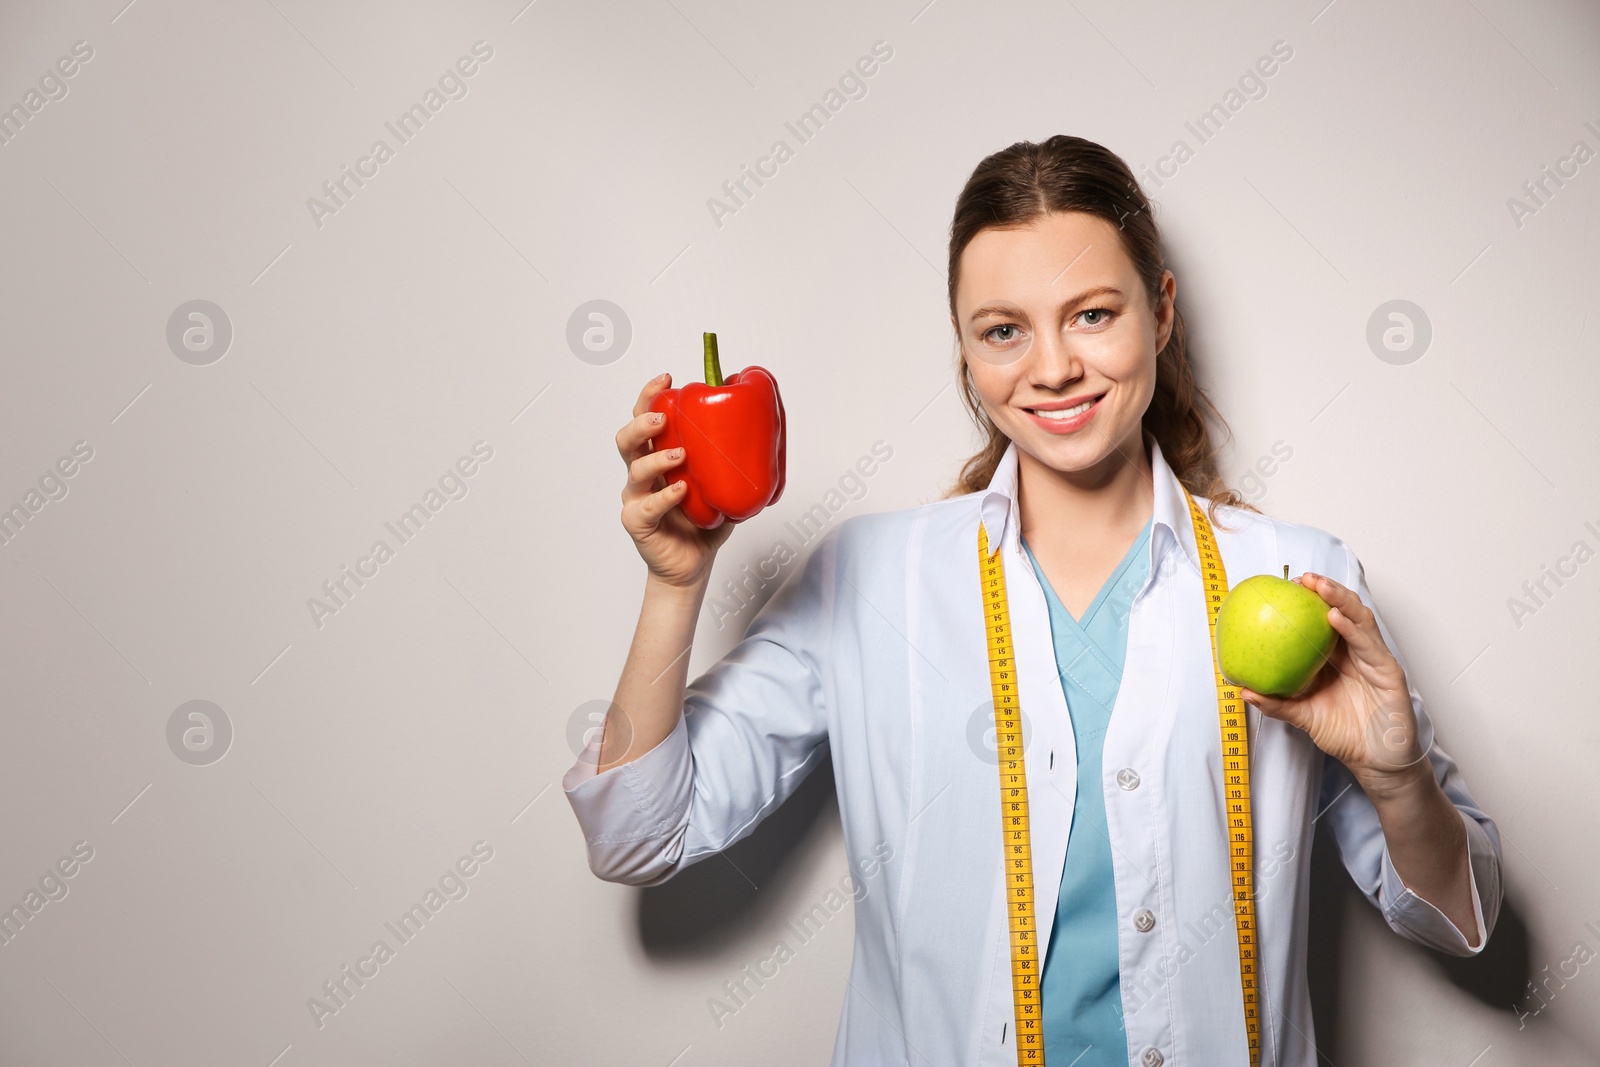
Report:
943,139,1245,524
570,133,1503,1067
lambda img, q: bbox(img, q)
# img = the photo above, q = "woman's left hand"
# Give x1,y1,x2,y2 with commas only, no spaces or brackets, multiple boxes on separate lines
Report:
1237,573,1430,796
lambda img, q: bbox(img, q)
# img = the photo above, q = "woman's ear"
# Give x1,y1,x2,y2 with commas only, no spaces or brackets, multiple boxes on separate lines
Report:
1154,269,1177,351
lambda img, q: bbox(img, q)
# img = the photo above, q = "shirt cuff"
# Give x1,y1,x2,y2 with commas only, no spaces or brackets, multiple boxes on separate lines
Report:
1377,808,1491,955
562,713,694,885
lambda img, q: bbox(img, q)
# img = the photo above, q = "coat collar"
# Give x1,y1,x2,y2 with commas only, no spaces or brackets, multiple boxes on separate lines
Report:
978,433,1204,578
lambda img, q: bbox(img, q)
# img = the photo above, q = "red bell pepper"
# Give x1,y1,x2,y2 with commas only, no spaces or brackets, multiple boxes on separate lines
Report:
649,333,785,530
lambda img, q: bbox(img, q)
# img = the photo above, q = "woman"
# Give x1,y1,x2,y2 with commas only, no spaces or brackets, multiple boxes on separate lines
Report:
564,135,1502,1067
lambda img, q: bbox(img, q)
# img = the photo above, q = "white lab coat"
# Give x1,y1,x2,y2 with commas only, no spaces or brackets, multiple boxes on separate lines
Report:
563,435,1502,1067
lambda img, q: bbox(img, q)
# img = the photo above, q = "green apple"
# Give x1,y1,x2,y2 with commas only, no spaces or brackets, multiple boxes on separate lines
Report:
1216,568,1339,697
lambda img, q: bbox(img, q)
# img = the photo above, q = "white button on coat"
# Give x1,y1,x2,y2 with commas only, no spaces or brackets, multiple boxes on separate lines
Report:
564,436,1503,1067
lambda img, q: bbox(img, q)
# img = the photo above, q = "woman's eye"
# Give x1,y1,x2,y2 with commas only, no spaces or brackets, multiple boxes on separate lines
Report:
983,324,1023,345
1078,308,1112,327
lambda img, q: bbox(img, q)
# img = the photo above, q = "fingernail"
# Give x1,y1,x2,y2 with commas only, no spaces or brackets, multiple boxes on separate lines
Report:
672,447,684,458
649,412,663,424
654,372,669,382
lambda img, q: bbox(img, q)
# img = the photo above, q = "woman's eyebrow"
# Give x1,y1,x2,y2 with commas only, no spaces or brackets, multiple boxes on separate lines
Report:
967,285,1123,323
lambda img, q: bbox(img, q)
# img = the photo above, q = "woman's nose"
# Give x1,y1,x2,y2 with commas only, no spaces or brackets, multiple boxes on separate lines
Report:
1028,329,1082,387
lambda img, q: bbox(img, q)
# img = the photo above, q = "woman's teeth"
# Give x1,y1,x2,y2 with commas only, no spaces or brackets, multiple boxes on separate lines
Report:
1031,398,1095,420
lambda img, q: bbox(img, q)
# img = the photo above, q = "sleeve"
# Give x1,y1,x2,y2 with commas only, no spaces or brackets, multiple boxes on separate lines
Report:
1315,540,1504,957
561,524,840,887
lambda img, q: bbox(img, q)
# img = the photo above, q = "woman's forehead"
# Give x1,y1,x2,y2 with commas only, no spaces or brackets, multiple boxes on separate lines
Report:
956,215,1135,312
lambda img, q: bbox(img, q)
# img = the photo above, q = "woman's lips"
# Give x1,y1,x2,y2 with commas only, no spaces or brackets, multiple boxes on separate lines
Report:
1022,394,1103,434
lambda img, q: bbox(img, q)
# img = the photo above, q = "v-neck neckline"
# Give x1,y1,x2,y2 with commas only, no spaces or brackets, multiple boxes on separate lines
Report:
1022,520,1153,629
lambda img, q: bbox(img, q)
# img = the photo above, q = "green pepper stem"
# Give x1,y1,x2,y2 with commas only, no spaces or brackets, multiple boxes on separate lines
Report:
703,332,723,387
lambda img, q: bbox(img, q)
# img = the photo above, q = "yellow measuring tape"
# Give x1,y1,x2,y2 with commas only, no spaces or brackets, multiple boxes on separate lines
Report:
978,488,1258,1066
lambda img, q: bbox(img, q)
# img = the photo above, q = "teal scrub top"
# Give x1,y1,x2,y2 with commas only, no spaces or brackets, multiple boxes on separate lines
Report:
1020,519,1152,1067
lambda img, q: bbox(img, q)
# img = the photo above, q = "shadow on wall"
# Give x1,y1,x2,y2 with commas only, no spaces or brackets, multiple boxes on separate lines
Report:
637,750,839,959
1305,819,1534,1065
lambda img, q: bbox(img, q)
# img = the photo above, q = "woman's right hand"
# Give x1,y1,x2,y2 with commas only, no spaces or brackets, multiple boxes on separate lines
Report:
617,372,736,588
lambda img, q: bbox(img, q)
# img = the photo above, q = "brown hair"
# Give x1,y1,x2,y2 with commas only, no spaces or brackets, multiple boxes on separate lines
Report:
943,135,1251,521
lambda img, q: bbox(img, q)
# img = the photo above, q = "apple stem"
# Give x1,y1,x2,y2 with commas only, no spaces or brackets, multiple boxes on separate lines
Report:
1283,565,1289,580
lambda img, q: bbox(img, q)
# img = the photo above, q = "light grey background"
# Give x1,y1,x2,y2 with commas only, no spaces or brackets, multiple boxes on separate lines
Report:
0,0,1595,1064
